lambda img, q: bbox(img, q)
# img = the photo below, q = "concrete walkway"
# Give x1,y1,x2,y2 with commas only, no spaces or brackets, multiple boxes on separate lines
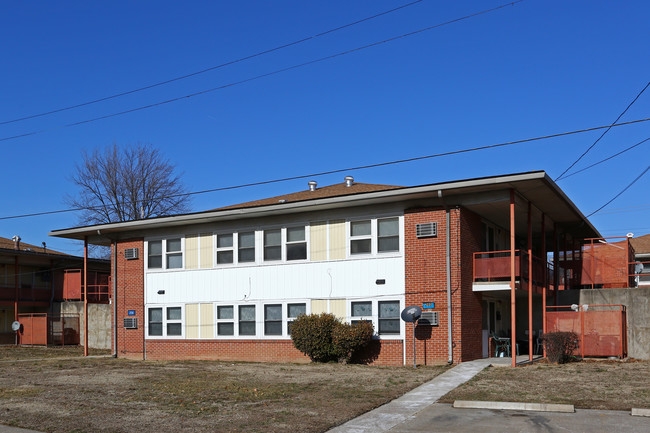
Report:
328,359,493,433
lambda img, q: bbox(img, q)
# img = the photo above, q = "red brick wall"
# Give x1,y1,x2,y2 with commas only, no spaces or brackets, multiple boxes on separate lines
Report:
404,207,483,365
145,338,403,365
114,239,145,360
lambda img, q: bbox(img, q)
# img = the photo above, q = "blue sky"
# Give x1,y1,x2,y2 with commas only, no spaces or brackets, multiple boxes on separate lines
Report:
1,0,648,256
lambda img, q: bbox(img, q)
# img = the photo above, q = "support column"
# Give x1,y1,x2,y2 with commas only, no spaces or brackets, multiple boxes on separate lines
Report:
510,189,517,367
84,237,88,357
515,202,533,361
553,224,559,307
14,256,18,346
541,214,547,358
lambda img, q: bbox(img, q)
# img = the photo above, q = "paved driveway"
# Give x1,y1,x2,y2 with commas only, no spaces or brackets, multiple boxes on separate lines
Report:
391,403,648,432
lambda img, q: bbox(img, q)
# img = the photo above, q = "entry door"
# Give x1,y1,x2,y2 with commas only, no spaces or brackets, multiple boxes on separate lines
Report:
482,301,496,358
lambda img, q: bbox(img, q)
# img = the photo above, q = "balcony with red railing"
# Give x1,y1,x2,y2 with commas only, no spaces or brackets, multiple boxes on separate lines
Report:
472,249,548,293
62,269,111,303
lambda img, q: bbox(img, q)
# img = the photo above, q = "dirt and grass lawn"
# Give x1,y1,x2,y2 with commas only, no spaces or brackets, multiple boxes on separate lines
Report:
0,346,448,433
0,347,648,433
440,359,650,411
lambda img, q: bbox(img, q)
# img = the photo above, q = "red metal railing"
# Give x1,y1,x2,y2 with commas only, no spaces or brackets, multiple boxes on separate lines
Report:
582,237,635,289
473,250,548,292
545,305,627,359
63,270,111,303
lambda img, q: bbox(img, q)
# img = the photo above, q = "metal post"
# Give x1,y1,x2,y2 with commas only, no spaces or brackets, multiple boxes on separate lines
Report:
542,214,547,358
84,237,88,357
14,256,18,346
413,322,416,368
527,201,533,361
510,189,517,368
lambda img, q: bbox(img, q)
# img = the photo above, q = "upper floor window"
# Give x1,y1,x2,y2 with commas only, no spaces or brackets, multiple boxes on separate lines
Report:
147,238,183,270
166,239,183,269
216,234,234,265
286,227,307,261
349,217,400,256
377,218,399,252
350,221,372,255
238,232,256,263
264,229,282,261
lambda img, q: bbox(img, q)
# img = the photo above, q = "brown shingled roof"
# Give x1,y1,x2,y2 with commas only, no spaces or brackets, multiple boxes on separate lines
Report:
216,181,404,211
0,236,68,256
630,234,650,255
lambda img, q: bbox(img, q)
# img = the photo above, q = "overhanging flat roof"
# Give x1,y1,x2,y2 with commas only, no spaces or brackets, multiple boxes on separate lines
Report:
49,171,600,245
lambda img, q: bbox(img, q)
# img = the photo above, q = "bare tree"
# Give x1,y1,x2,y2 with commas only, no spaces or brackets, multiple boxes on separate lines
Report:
67,143,191,225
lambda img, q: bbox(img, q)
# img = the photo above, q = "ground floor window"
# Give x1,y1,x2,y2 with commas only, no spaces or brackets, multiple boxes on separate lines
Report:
147,306,183,338
348,299,402,337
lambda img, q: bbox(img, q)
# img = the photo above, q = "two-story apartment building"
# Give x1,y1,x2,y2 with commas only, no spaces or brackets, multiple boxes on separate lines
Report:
50,171,600,365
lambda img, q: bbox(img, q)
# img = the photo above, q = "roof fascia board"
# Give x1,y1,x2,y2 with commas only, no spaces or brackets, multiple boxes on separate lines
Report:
50,171,560,240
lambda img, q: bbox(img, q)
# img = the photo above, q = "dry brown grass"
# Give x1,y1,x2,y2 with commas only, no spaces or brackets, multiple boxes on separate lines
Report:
440,359,650,411
0,345,110,360
0,347,448,433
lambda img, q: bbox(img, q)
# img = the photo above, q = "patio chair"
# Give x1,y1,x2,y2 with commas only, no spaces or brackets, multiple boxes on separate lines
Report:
491,333,511,357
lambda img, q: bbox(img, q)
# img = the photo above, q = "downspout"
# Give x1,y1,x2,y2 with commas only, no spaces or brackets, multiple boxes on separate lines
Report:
113,239,118,358
438,190,453,365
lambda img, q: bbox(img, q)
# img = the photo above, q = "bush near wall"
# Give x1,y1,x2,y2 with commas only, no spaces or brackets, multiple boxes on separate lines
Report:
541,331,580,364
290,313,374,363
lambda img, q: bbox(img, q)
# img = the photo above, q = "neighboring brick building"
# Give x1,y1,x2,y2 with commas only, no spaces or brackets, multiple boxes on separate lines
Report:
0,236,109,344
50,171,601,365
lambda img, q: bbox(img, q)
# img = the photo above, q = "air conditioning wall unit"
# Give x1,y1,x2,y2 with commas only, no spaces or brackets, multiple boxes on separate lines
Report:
124,248,139,260
418,311,439,326
416,222,437,238
123,317,138,329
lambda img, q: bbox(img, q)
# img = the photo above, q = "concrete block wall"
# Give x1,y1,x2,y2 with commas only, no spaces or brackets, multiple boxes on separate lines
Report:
53,301,111,350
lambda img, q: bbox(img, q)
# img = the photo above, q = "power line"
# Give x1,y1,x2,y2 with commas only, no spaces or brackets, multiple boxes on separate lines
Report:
559,136,650,180
555,81,650,181
1,116,649,222
0,0,425,126
587,165,650,217
0,1,524,144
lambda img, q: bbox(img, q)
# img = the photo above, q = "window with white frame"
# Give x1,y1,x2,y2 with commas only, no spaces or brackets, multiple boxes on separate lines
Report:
238,232,256,263
166,307,182,336
147,306,183,337
377,218,399,252
239,305,256,335
148,241,163,269
351,301,372,325
166,238,183,269
216,234,234,265
348,299,402,337
148,307,163,336
286,227,307,260
264,304,283,336
349,217,400,256
378,301,400,334
216,305,234,336
350,220,372,255
147,239,183,270
264,229,282,261
287,303,306,335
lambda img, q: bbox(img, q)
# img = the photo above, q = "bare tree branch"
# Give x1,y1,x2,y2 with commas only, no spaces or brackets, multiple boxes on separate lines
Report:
65,142,191,225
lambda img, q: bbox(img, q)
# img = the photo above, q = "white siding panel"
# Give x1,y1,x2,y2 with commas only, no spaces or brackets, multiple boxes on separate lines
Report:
145,256,404,304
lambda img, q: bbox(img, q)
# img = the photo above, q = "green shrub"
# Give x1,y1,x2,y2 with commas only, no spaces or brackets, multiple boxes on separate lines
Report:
290,313,339,362
290,314,375,363
541,331,579,364
332,321,374,364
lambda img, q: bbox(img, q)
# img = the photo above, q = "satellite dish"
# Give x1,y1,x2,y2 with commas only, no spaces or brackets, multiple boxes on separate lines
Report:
401,305,422,323
627,233,634,238
11,321,21,332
